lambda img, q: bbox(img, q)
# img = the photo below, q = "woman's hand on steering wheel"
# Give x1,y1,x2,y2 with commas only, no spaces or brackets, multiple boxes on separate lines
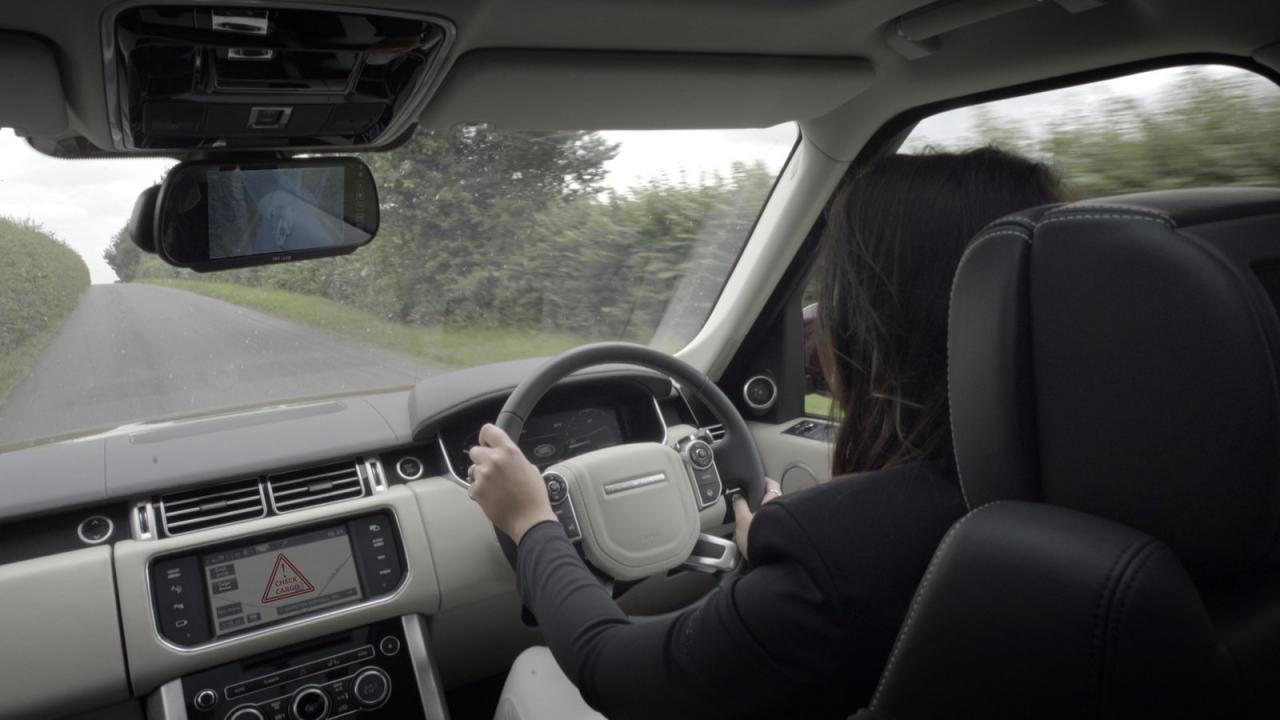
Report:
732,477,782,561
468,424,558,545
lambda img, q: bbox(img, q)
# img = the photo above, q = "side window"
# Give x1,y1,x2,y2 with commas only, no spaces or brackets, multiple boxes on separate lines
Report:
903,65,1280,194
801,64,1280,418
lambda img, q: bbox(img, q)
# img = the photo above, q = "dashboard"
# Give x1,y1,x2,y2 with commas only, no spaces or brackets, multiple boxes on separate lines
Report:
0,361,727,720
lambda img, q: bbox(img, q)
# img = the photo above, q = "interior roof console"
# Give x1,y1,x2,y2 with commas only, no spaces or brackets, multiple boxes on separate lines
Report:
103,4,454,151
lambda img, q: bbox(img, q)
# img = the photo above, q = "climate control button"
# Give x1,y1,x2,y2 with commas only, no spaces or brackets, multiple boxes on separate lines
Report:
192,688,218,711
353,667,392,709
290,686,330,720
227,707,265,720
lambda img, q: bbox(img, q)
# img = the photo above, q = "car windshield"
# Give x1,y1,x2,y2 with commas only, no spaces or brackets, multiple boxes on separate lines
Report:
0,124,797,451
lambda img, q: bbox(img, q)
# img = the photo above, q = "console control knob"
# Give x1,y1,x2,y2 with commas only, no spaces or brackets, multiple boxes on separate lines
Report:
353,667,392,709
227,707,265,720
290,686,330,720
193,688,218,711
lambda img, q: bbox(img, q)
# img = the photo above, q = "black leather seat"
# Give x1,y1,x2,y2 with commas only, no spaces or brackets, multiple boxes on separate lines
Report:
855,188,1280,719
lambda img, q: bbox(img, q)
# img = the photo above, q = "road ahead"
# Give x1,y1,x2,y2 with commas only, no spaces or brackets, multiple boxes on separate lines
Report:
0,284,446,447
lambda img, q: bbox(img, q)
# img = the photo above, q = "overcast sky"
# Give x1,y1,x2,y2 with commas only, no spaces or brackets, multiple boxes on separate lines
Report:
0,64,1260,284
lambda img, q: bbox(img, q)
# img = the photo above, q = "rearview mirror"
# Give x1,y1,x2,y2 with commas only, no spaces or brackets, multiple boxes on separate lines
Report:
153,157,379,271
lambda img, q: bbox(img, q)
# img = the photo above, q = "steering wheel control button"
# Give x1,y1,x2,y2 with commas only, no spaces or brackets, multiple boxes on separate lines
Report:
192,688,218,711
77,515,114,544
544,472,569,504
290,686,330,720
553,502,582,541
690,463,722,509
353,667,392,709
379,634,401,656
687,441,714,469
227,707,266,720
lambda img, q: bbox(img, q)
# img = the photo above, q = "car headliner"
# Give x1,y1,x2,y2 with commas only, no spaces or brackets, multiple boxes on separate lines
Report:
0,0,1275,164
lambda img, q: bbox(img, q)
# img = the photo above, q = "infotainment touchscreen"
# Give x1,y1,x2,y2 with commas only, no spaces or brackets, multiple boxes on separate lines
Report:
202,525,363,637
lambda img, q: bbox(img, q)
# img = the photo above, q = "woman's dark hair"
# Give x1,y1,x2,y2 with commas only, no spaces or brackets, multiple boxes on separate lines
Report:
816,146,1066,475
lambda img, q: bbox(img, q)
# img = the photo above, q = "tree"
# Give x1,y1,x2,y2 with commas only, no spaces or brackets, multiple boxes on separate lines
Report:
103,226,141,282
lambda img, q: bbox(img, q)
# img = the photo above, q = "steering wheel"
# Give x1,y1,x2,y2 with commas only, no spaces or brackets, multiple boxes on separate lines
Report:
490,342,766,582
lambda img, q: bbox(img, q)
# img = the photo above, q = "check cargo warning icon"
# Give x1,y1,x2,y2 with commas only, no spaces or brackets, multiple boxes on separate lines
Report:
261,554,315,603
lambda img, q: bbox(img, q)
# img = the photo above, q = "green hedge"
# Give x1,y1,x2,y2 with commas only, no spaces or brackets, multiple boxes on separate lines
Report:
0,218,90,402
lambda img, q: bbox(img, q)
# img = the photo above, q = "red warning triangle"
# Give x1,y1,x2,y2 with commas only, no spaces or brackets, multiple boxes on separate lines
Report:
261,554,315,603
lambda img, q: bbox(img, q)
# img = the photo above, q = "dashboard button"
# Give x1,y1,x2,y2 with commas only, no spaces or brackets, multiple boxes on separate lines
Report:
151,556,211,645
349,514,403,596
395,456,424,480
379,635,401,656
353,644,377,662
227,707,265,720
290,686,329,720
262,698,289,720
192,688,218,711
78,515,114,544
353,667,392,709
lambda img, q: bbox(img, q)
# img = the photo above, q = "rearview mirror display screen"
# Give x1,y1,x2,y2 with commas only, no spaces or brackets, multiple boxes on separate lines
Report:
202,524,363,637
153,156,379,272
207,167,348,259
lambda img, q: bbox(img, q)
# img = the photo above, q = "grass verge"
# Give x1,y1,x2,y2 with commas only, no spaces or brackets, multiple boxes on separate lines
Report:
804,392,835,418
0,322,66,405
138,278,594,368
0,218,90,404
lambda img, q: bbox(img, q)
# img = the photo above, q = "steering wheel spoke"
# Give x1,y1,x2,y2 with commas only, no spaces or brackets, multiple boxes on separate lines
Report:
680,533,742,574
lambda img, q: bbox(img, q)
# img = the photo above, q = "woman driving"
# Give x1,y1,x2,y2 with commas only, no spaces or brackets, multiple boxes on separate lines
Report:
467,147,1067,720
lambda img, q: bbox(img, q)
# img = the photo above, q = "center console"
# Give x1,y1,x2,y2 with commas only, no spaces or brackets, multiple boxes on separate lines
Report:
150,512,406,647
147,615,448,720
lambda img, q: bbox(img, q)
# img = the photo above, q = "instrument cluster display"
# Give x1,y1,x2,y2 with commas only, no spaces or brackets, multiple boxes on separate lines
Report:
461,407,624,469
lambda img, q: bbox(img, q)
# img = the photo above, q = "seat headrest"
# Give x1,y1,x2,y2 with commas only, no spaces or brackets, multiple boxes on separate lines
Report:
949,188,1280,581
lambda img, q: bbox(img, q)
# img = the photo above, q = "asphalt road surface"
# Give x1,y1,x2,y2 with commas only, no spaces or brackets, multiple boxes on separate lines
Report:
0,284,446,447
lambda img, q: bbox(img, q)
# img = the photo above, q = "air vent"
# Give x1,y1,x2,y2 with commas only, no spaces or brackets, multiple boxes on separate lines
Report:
267,461,367,513
705,424,727,442
159,478,266,536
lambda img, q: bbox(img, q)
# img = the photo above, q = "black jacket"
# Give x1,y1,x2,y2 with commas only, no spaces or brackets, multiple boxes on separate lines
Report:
516,461,966,719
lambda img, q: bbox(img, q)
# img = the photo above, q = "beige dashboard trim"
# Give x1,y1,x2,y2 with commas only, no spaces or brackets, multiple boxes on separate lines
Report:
115,485,441,695
0,546,129,719
749,419,833,490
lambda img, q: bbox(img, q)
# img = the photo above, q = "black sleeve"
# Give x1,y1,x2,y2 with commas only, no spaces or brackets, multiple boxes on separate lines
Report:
515,504,855,720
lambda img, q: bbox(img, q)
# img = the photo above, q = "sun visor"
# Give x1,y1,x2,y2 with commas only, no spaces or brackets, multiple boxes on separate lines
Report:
418,50,873,130
0,33,67,136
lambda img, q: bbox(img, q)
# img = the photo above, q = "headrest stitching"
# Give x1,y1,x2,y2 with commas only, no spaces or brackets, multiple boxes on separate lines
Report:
869,500,1007,709
1057,203,1176,225
1040,213,1174,229
949,228,1031,510
1088,536,1158,712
